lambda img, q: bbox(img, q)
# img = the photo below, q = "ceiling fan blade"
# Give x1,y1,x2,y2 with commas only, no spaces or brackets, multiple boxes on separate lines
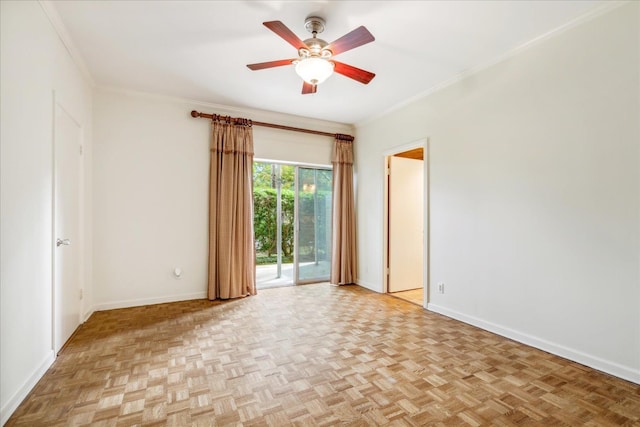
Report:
247,59,296,70
302,81,317,94
327,26,375,56
263,21,308,50
332,61,376,84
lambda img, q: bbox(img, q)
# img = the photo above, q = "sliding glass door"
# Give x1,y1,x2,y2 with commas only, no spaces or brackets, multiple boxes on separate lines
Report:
253,162,295,288
254,162,332,288
296,167,332,283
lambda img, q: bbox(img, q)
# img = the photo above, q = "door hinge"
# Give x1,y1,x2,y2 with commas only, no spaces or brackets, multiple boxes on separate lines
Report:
386,167,390,176
79,145,83,155
79,289,83,300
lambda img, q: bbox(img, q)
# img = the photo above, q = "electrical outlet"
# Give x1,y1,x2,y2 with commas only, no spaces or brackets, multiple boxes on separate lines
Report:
437,282,445,294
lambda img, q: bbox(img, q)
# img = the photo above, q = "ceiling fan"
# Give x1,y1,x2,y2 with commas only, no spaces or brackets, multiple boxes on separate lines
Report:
247,17,376,94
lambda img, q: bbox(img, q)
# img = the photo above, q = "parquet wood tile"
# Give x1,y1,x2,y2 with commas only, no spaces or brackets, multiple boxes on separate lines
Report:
6,284,640,426
389,289,424,307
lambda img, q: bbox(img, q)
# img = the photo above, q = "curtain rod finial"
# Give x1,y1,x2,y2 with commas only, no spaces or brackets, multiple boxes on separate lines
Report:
190,110,199,118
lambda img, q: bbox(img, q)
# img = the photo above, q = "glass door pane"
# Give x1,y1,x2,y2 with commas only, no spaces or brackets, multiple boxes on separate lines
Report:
279,164,296,283
253,162,295,289
296,167,332,283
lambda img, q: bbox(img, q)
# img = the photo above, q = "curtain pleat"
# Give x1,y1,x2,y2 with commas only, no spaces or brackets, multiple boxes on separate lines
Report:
331,136,357,285
208,120,256,299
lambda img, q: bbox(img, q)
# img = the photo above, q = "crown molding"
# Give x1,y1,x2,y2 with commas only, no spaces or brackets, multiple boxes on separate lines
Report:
96,85,355,135
355,0,628,128
39,0,95,87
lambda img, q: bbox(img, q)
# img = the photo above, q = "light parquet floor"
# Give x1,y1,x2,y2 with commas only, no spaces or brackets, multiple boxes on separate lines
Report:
389,289,424,307
7,284,640,426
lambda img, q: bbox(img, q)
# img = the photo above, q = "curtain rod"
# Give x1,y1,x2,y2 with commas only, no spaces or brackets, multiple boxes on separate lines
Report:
190,110,353,140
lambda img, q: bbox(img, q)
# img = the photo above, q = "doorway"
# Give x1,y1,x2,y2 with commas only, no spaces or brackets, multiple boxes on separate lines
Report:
253,161,332,288
384,144,427,307
53,103,83,353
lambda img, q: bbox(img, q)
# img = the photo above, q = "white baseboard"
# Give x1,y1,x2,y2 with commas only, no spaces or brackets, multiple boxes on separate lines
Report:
427,303,640,385
355,280,383,293
82,308,94,322
1,350,55,426
91,291,207,312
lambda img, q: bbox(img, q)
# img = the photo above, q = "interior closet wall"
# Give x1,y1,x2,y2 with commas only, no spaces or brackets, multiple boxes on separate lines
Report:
387,155,424,293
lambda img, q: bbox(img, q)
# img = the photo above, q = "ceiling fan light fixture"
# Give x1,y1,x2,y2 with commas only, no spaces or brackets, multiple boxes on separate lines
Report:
295,57,334,85
247,18,375,94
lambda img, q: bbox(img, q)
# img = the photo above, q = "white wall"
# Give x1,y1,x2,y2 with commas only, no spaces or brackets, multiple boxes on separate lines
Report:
0,1,93,423
254,126,333,166
355,2,639,383
91,88,349,310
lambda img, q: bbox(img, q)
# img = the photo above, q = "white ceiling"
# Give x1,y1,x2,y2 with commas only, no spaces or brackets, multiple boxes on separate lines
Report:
51,0,605,125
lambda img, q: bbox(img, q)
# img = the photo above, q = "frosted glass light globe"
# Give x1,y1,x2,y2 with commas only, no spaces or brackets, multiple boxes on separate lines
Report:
295,57,334,85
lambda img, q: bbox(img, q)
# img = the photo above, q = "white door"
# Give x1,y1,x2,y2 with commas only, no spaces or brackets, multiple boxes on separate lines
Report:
388,156,423,292
54,104,82,353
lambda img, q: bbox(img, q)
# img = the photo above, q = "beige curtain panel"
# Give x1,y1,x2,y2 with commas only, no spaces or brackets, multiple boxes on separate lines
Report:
331,135,358,285
208,118,256,299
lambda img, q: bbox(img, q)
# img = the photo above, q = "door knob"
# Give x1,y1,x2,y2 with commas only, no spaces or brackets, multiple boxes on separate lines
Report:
56,238,71,247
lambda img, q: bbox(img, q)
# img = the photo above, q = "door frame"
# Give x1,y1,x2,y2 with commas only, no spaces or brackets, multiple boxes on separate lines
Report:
382,139,429,307
52,93,85,353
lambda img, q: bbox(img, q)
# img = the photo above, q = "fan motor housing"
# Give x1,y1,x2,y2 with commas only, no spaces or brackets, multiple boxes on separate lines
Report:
301,17,331,58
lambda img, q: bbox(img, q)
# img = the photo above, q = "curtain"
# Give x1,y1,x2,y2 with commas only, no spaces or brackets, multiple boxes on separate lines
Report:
331,135,358,285
208,117,256,299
